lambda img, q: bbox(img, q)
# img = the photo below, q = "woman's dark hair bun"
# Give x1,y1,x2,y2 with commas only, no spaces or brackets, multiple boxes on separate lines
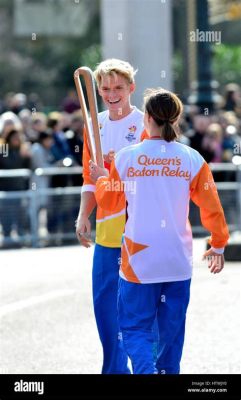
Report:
144,88,183,142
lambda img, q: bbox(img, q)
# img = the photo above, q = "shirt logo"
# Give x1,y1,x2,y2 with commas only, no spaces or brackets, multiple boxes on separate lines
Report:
125,125,137,142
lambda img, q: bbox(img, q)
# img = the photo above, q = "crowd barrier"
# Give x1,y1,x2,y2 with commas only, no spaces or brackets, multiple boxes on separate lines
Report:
0,164,240,248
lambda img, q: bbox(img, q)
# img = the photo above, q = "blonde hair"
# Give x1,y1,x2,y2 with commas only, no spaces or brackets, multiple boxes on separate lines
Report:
144,88,183,142
94,58,137,87
207,123,223,138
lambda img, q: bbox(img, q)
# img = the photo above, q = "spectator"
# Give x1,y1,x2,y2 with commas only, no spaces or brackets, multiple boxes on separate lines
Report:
0,129,31,242
10,93,27,115
47,112,73,234
0,111,22,140
47,112,72,164
19,109,38,144
178,116,191,146
223,83,241,112
66,111,84,166
61,112,72,133
202,123,223,163
31,131,54,210
223,127,239,163
61,89,80,114
65,110,84,186
31,112,47,142
189,115,214,162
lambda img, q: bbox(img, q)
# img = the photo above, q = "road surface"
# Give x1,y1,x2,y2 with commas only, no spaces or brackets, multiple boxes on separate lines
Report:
0,240,240,374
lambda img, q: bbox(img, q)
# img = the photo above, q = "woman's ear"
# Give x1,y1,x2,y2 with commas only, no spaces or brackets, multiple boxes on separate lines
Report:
147,113,152,123
144,111,151,123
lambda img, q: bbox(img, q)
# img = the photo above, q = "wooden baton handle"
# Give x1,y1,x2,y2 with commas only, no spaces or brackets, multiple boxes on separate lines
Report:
74,67,104,168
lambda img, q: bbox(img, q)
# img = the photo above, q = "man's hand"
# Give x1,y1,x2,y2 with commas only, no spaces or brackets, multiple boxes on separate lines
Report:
75,214,92,248
202,248,225,274
103,149,115,164
89,160,109,183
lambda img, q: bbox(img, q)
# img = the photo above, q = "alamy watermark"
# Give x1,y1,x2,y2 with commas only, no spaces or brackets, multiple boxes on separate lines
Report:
104,178,136,195
190,29,221,45
233,142,241,154
0,143,8,157
14,380,44,395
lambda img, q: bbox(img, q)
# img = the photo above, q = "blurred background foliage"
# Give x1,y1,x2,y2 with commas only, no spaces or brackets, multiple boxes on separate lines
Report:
213,44,241,86
172,0,241,98
0,0,240,109
0,0,101,110
173,44,241,99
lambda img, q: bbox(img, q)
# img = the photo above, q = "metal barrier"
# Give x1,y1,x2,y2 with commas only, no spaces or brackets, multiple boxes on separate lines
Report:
0,164,240,248
0,167,85,248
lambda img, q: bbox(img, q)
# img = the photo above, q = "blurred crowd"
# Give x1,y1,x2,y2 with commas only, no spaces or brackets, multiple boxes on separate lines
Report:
0,84,241,244
0,90,83,243
179,83,241,165
0,89,84,186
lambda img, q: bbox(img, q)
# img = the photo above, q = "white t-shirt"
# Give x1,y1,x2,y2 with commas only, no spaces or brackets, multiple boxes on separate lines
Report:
82,106,146,248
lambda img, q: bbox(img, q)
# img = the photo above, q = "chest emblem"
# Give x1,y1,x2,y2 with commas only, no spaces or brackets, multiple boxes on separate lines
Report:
125,125,137,142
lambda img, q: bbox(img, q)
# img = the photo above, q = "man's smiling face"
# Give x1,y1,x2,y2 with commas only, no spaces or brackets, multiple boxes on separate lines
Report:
98,73,135,115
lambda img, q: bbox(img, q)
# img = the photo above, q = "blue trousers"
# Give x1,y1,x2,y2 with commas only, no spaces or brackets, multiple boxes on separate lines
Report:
92,244,131,374
118,277,191,374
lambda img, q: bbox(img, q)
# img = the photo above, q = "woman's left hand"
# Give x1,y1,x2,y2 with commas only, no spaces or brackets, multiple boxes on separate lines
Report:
89,160,109,183
202,248,225,274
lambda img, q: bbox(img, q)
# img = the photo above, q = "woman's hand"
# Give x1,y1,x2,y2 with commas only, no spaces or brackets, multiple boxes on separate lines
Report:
202,248,225,274
103,149,115,164
89,160,109,183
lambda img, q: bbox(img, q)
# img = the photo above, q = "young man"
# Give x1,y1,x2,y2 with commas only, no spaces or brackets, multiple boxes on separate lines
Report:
75,59,147,374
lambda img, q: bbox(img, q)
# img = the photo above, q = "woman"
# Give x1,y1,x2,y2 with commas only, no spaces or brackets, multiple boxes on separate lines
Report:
89,88,229,374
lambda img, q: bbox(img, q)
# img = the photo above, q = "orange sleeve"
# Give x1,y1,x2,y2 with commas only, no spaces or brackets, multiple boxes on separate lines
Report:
95,159,126,212
190,162,229,248
82,126,113,186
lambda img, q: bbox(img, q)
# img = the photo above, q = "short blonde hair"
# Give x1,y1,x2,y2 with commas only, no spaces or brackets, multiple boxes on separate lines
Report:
94,58,137,87
207,123,223,138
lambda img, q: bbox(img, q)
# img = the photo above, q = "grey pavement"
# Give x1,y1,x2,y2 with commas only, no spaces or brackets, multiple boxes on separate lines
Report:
0,239,240,374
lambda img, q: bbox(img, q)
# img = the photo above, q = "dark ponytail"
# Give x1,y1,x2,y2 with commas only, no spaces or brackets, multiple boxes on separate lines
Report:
144,88,183,142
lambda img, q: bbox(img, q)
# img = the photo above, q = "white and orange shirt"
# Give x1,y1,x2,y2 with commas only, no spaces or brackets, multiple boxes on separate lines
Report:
82,107,147,247
95,139,229,283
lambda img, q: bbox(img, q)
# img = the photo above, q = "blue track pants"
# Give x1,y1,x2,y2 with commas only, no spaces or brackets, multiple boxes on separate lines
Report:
92,244,131,374
118,277,191,374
